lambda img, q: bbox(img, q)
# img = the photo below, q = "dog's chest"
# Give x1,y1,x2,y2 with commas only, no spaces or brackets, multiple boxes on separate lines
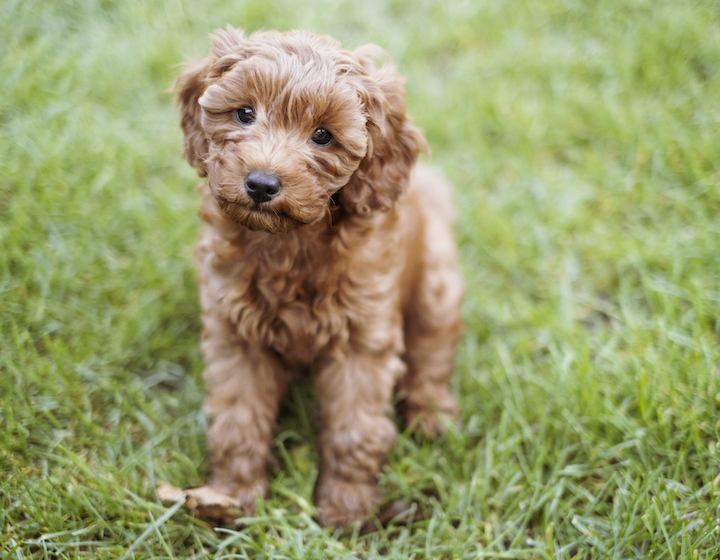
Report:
223,249,348,365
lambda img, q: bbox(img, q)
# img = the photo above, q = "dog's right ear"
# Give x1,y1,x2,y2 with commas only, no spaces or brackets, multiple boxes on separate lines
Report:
176,59,211,176
176,26,247,177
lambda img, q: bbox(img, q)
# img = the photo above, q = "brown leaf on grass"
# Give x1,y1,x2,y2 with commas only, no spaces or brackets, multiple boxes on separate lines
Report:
156,481,242,525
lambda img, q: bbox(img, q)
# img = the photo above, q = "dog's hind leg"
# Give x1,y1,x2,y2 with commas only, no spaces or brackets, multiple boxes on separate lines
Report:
398,172,464,437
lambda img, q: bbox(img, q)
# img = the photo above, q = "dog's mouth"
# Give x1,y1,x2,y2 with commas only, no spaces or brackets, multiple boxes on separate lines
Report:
216,196,312,233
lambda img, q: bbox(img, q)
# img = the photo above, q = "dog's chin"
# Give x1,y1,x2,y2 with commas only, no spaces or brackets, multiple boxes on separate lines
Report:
218,199,311,234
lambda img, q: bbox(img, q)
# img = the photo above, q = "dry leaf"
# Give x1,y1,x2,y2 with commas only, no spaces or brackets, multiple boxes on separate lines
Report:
157,481,243,525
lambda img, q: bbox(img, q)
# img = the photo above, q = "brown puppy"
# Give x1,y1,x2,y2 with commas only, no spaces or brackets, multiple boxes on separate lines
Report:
176,27,463,527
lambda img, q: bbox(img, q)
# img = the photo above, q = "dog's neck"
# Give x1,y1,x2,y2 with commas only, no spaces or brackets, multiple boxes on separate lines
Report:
237,211,380,264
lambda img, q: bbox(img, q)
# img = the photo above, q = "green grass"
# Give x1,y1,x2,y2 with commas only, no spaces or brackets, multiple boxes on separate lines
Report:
3,0,720,557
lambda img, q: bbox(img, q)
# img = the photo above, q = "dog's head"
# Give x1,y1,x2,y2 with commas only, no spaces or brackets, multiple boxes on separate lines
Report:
176,28,427,233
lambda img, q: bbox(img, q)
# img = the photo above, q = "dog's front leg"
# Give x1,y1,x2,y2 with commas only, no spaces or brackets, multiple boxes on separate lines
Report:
312,351,404,527
201,320,288,512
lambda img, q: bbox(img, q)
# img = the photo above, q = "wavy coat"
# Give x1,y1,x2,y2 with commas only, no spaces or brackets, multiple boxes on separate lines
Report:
176,27,463,527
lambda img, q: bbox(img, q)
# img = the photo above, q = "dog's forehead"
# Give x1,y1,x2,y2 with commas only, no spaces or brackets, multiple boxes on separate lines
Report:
202,40,366,130
235,38,357,92
243,31,349,69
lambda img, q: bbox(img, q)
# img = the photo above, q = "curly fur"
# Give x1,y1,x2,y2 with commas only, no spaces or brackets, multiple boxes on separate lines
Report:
176,27,463,527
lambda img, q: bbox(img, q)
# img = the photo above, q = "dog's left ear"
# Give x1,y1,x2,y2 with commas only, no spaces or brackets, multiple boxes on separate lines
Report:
341,49,428,215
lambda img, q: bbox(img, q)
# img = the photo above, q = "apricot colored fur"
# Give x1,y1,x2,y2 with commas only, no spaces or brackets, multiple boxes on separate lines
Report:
176,27,463,527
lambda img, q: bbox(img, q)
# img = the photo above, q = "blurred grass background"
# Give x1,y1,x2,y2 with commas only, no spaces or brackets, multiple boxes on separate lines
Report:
2,0,720,557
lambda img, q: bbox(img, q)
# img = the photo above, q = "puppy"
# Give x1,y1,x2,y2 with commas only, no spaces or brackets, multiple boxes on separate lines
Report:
176,27,463,527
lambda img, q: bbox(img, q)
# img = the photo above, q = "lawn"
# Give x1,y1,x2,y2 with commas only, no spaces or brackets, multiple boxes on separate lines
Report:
2,0,720,558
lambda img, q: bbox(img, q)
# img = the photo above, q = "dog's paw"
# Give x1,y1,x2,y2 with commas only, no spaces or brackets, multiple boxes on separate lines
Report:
314,475,381,528
405,399,460,439
208,479,268,512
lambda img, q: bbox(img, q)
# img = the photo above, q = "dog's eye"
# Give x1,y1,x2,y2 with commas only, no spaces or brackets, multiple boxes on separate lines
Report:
235,107,255,124
310,128,333,146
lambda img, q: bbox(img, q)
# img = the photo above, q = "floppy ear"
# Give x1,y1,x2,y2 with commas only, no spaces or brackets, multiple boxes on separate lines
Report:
340,48,428,215
175,26,247,177
176,59,211,176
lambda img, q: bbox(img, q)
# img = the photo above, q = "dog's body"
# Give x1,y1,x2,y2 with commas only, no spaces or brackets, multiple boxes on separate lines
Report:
177,27,462,526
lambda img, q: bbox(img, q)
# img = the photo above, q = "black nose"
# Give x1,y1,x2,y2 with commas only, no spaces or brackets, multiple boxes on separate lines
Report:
245,170,281,203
